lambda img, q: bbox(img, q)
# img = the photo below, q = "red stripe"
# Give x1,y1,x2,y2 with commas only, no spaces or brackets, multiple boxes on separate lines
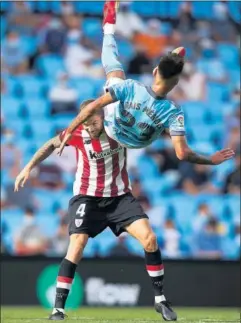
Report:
79,136,90,195
146,264,164,271
108,137,119,197
58,276,73,283
121,149,130,193
92,138,105,197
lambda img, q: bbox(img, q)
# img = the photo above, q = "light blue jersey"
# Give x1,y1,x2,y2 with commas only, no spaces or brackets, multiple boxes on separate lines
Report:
104,79,186,149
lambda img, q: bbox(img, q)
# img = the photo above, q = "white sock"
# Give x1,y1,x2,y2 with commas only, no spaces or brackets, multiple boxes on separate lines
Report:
52,308,65,315
155,295,166,303
103,23,116,35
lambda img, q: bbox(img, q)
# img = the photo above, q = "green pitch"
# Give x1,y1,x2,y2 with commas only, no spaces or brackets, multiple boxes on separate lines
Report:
1,307,240,323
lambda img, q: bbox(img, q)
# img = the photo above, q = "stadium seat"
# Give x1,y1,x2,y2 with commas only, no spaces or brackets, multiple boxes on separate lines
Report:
1,96,24,119
30,119,54,140
118,40,135,61
225,195,240,220
18,77,47,98
192,1,215,19
71,78,96,101
181,101,208,123
166,1,183,18
83,239,97,257
131,2,158,17
36,213,59,237
34,190,56,213
24,98,50,118
74,1,103,14
125,236,144,257
217,44,239,67
0,15,6,39
35,1,51,12
82,18,102,40
36,55,65,77
95,229,117,257
4,119,30,138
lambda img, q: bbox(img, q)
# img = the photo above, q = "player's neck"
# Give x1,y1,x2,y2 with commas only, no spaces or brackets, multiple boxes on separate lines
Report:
151,83,168,97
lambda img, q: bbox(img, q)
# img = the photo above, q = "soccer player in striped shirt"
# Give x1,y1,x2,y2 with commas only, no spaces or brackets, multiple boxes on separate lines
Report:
15,99,176,321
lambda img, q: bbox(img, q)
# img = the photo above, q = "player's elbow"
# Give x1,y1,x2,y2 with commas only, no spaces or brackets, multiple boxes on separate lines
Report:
176,149,189,161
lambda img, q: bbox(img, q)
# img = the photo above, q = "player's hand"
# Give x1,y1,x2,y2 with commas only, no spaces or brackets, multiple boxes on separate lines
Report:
14,168,31,192
57,133,72,156
211,148,235,165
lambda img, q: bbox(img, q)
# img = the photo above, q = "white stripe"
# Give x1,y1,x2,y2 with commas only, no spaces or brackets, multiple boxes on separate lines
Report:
52,308,65,315
115,147,125,195
86,139,98,196
147,269,164,277
155,295,166,303
102,136,113,196
57,282,72,290
73,148,83,196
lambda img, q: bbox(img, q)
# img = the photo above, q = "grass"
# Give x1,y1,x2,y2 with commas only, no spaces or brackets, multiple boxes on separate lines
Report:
1,307,240,323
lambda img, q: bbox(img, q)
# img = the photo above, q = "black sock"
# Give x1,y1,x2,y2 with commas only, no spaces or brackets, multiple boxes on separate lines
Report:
54,258,77,310
145,249,166,303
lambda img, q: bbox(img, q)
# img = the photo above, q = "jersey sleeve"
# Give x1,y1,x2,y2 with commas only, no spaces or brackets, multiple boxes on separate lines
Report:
169,112,186,136
59,127,83,147
107,79,132,102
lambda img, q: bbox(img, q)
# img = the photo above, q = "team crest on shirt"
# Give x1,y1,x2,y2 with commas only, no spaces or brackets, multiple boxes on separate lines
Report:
75,219,83,227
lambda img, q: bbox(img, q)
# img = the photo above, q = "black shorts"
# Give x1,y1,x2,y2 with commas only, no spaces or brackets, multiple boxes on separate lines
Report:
68,192,148,238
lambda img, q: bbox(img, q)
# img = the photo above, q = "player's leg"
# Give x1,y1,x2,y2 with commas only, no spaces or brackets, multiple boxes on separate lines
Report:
49,195,108,320
107,193,177,321
102,0,125,81
125,218,177,321
49,233,88,320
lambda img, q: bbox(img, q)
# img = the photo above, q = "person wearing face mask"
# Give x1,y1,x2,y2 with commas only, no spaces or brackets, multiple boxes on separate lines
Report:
14,207,49,256
49,72,78,115
1,31,29,75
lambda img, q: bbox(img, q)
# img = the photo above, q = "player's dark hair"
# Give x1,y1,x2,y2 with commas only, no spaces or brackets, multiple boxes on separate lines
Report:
158,53,184,79
79,99,95,111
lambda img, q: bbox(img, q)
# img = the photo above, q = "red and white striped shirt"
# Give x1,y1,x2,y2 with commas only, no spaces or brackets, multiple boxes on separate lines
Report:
60,126,131,197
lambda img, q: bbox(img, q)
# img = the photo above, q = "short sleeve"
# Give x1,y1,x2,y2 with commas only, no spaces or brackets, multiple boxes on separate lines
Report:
59,127,83,147
107,79,130,102
169,112,186,136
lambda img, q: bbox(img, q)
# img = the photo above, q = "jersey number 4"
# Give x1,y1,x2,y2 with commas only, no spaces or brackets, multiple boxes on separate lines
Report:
75,203,86,227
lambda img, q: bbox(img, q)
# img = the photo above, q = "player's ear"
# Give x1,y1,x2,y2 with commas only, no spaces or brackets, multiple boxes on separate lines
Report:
153,67,158,77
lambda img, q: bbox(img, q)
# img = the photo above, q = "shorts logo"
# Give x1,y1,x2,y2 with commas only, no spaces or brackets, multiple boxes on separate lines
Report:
75,219,83,227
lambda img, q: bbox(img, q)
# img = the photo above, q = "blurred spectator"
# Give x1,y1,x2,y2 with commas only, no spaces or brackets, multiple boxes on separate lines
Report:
138,195,167,229
8,1,35,36
223,153,240,194
116,2,145,40
162,219,181,258
171,62,206,101
32,163,65,190
60,1,75,16
178,163,217,195
49,145,77,175
192,203,214,233
43,18,66,54
109,234,133,257
51,215,69,256
1,129,21,178
234,222,240,251
133,19,168,60
127,45,152,75
65,37,102,78
194,217,222,259
14,207,49,256
1,31,29,75
176,2,196,35
49,72,78,115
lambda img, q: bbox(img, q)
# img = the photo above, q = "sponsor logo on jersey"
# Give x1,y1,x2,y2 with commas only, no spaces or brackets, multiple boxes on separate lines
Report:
89,146,123,160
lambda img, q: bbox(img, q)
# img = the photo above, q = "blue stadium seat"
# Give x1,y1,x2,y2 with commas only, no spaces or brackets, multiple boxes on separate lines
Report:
51,115,75,132
34,190,56,213
225,195,240,220
36,55,65,77
192,1,215,19
24,98,49,118
125,236,144,257
0,1,11,11
19,77,47,98
228,1,241,24
182,101,208,123
82,18,102,40
1,96,24,119
30,119,54,140
188,124,214,143
166,2,183,18
74,1,103,14
21,36,38,56
131,2,158,17
118,40,135,61
83,239,97,257
35,1,51,12
95,229,117,257
71,78,96,101
4,119,30,138
1,16,7,39
217,44,240,67
222,237,240,260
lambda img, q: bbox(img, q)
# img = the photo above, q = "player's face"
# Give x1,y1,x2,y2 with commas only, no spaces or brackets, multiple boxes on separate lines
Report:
83,113,104,139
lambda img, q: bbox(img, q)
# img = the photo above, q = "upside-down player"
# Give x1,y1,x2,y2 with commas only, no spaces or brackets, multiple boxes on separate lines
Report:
59,0,235,167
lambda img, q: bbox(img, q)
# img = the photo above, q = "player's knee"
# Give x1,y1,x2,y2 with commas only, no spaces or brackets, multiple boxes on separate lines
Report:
142,232,158,252
66,234,88,263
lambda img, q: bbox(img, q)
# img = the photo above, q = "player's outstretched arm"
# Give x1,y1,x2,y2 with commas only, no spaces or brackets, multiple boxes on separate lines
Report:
14,136,61,191
58,92,114,156
171,135,235,165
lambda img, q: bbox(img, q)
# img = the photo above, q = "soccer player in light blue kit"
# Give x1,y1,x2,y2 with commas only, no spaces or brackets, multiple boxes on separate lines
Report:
60,0,234,168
